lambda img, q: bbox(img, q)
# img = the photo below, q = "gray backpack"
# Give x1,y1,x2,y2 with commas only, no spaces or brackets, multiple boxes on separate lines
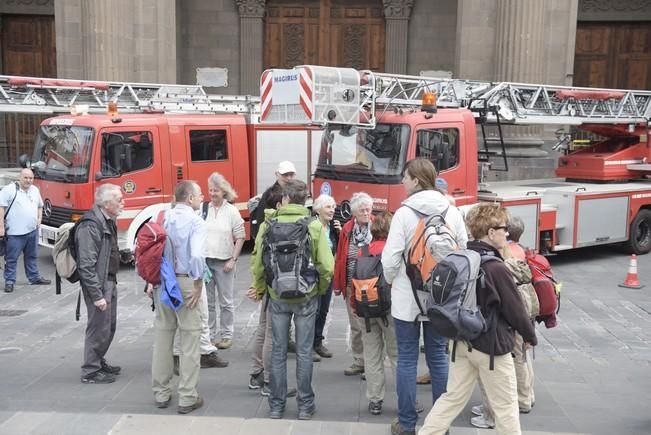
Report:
262,216,318,298
426,249,500,341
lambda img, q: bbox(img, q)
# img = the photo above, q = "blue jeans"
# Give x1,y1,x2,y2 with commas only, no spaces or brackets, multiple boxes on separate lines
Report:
4,229,40,284
269,297,318,413
313,281,333,346
394,318,449,431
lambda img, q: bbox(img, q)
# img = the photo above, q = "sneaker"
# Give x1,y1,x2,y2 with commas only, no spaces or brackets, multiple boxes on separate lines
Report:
81,370,115,384
200,352,229,368
30,277,51,285
415,400,425,414
298,405,315,420
287,341,297,353
261,383,297,398
416,374,431,385
344,364,365,376
471,414,495,429
178,396,204,414
312,351,321,362
390,418,416,435
368,400,383,415
248,371,265,390
314,343,333,358
471,404,484,416
4,283,13,293
173,355,179,376
100,359,121,375
269,408,284,419
216,338,232,349
155,397,171,409
520,406,532,414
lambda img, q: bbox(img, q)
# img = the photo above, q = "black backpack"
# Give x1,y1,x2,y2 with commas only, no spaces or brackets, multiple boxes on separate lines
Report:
262,216,318,299
352,245,392,332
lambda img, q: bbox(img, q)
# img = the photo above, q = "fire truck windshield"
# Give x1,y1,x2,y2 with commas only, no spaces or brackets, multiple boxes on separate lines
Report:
32,125,94,183
315,123,410,183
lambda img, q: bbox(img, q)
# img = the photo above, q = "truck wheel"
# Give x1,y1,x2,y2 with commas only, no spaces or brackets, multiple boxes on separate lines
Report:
626,209,651,255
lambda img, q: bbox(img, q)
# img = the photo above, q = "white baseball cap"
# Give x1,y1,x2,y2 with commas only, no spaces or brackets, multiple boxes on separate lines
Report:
277,161,297,175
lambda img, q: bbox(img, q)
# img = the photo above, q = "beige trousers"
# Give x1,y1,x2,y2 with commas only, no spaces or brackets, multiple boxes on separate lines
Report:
344,291,364,367
361,316,398,402
152,276,202,407
481,332,535,419
418,345,521,435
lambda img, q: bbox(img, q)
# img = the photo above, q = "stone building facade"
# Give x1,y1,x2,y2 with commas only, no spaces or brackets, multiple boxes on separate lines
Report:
1,0,650,177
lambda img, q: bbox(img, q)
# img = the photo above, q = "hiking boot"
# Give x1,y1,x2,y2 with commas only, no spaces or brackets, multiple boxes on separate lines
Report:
216,338,232,349
30,277,51,285
314,343,333,358
173,355,179,376
177,396,203,414
248,371,265,390
471,404,484,416
261,383,297,398
4,284,13,293
81,370,115,384
390,419,416,435
416,373,431,385
344,364,365,376
200,352,229,368
471,414,495,429
298,405,316,420
368,400,383,415
155,397,171,409
100,359,121,375
287,341,297,353
312,351,321,362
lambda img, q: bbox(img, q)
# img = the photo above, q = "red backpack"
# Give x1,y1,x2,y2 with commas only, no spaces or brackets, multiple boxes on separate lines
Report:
134,211,167,284
525,249,560,318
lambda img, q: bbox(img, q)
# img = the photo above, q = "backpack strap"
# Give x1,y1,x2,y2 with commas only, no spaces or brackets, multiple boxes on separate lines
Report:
201,201,210,220
361,244,371,257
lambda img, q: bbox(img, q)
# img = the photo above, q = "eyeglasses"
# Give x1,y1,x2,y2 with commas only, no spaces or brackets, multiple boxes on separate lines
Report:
492,225,508,231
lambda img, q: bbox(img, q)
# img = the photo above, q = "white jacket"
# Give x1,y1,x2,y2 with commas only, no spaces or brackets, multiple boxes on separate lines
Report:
381,189,468,322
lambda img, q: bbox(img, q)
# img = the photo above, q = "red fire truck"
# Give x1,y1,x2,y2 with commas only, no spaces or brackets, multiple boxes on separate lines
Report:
0,75,322,262
260,66,651,255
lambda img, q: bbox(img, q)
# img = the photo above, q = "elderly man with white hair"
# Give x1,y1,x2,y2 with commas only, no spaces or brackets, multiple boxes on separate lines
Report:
75,184,124,384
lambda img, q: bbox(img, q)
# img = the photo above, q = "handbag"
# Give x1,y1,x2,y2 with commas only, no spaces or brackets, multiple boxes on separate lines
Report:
0,182,20,257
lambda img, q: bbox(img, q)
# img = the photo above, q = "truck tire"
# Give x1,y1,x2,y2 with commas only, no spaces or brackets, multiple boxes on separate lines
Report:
626,209,651,255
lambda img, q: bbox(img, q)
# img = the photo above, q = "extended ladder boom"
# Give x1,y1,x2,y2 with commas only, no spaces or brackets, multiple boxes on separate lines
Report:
260,66,651,128
0,75,259,115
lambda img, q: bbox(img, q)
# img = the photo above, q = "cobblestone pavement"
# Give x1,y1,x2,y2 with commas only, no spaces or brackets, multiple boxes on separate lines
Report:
0,245,649,435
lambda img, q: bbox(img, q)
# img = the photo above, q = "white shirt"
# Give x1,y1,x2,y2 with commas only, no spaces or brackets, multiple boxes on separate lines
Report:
0,183,43,236
203,201,245,260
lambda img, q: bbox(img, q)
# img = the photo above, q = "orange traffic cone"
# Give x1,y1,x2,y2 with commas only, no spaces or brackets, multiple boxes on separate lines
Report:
619,254,644,289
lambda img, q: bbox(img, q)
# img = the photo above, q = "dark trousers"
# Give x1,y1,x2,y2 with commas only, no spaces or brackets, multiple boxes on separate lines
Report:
4,229,40,284
81,280,117,376
313,282,333,346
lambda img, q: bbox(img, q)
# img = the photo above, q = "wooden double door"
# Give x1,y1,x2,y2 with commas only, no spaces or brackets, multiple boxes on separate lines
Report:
264,0,385,71
574,22,651,90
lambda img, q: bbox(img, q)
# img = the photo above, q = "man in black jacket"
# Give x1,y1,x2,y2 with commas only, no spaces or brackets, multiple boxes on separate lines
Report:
250,161,296,239
75,184,124,384
419,204,536,435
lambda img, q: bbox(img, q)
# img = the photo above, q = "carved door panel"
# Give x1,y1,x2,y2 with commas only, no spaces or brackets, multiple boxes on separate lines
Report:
1,15,56,166
264,0,385,71
574,22,651,90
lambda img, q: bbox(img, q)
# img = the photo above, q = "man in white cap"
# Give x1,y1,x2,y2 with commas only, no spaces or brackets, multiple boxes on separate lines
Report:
250,161,297,239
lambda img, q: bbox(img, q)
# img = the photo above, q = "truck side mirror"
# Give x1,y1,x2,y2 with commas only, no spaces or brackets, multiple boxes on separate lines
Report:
95,171,104,181
18,154,30,168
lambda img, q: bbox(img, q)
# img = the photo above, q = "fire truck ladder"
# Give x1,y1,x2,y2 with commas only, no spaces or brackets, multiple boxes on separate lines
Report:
0,75,260,115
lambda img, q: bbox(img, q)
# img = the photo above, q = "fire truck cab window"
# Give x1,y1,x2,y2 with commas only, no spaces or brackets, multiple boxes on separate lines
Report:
100,131,154,177
416,128,459,172
190,130,228,162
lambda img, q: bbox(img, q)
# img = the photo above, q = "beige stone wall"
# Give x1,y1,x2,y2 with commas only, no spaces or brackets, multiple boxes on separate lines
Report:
406,0,457,76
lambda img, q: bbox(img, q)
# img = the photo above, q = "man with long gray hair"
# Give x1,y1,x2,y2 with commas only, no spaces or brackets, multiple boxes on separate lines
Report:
76,184,124,384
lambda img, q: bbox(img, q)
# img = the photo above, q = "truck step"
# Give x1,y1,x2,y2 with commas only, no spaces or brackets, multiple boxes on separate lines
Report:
627,164,651,172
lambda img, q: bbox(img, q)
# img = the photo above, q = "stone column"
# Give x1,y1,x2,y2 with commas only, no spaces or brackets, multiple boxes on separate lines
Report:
383,0,413,74
55,0,176,83
493,0,547,160
237,0,265,95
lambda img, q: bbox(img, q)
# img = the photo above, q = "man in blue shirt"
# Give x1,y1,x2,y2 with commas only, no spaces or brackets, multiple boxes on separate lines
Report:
0,169,50,293
150,180,207,414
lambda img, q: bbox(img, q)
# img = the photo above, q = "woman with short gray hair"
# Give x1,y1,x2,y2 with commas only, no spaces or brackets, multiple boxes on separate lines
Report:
333,191,374,376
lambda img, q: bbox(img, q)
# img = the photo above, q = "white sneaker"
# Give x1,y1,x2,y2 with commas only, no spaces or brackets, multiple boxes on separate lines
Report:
471,404,484,416
471,414,495,429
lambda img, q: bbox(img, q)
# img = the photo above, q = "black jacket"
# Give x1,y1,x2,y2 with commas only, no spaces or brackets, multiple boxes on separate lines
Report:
250,181,283,239
468,240,537,356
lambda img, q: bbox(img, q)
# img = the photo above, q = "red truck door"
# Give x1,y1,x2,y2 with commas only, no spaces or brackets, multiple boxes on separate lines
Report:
95,126,164,207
